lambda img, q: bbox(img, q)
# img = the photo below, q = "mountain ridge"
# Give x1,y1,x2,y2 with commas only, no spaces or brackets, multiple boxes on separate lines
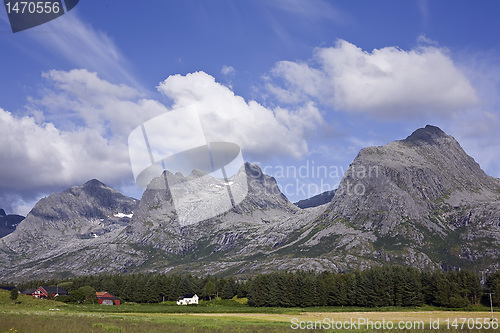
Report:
0,125,499,281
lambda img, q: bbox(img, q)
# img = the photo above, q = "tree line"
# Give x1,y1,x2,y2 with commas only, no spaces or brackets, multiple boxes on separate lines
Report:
10,266,500,308
247,267,488,308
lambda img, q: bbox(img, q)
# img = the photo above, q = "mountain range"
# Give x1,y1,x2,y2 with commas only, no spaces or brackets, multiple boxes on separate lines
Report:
0,125,499,282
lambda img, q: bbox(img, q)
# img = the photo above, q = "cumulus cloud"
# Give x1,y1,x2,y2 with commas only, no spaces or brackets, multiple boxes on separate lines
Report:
36,69,167,138
0,108,119,188
270,39,478,117
1,70,325,213
0,106,129,214
157,71,324,159
0,70,168,213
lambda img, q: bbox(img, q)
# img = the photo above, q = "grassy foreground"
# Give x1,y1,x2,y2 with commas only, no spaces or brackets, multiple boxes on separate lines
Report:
0,291,497,332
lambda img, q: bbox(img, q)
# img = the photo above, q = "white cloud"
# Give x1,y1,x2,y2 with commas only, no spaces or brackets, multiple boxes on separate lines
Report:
36,69,167,139
157,72,324,160
270,39,478,117
0,107,126,189
221,65,235,76
0,70,326,213
0,194,38,216
417,34,438,46
0,70,168,206
11,197,37,217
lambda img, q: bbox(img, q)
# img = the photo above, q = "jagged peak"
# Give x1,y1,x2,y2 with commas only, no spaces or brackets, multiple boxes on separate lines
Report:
0,209,6,216
244,162,265,180
403,125,450,144
188,169,207,178
83,179,107,188
73,179,127,198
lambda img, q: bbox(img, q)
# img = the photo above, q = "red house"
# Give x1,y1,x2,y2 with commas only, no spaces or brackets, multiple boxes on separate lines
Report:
32,286,68,299
96,291,121,305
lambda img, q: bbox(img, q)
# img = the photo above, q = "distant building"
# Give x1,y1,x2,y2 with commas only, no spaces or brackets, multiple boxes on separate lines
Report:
177,294,199,305
32,286,68,299
19,288,37,296
96,291,121,305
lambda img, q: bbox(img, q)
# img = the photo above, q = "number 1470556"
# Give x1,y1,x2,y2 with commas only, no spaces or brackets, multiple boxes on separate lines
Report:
445,318,498,330
5,1,60,14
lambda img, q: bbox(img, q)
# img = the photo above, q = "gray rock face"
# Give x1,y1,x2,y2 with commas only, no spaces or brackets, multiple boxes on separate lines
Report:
0,125,499,281
0,180,138,278
313,125,500,271
120,162,303,254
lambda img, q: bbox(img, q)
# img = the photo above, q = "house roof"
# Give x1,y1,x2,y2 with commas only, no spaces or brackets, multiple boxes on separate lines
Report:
95,291,120,300
179,294,197,299
40,286,68,295
97,296,121,300
20,288,37,295
96,291,119,299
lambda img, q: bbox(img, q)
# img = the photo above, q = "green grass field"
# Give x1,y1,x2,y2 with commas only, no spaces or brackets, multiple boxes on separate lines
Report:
0,290,497,332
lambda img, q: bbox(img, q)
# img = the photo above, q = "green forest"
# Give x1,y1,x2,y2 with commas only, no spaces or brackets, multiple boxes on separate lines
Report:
7,266,500,308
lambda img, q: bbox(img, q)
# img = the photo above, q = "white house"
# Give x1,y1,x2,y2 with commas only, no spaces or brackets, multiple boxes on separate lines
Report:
177,293,199,305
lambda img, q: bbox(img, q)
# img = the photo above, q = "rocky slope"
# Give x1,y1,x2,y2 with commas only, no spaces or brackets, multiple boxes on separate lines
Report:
0,180,138,278
115,162,324,275
281,125,500,271
0,125,498,281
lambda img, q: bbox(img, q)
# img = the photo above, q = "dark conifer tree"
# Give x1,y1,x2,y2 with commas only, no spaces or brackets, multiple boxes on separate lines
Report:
486,272,500,306
220,277,237,299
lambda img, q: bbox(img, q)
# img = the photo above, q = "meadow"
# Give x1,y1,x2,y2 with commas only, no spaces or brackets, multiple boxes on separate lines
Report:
0,290,497,332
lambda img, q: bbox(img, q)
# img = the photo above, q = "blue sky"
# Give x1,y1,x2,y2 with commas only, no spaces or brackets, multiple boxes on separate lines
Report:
1,0,500,215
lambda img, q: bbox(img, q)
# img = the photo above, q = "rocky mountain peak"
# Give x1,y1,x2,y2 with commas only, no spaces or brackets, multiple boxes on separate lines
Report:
83,178,106,188
351,124,496,197
402,125,450,145
241,162,296,209
63,179,136,208
0,209,5,216
3,180,138,251
325,125,500,262
139,162,292,215
188,169,207,178
79,179,114,196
